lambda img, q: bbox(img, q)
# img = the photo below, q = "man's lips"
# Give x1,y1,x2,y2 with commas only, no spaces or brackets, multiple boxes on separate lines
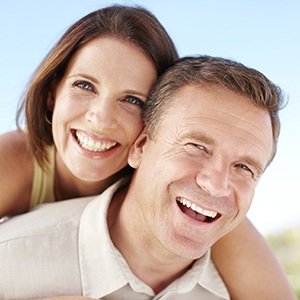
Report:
73,130,119,152
176,197,221,223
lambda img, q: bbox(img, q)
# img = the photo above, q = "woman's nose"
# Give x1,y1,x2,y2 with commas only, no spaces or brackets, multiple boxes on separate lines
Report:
85,97,117,131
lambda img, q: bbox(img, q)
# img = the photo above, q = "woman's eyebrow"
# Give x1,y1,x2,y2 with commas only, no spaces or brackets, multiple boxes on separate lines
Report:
68,74,148,98
123,89,148,98
68,73,99,84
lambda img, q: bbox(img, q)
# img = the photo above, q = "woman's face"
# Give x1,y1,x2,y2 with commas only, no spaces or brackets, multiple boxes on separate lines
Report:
49,36,157,182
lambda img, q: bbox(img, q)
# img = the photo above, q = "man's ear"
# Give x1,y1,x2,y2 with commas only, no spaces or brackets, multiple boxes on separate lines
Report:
128,131,148,169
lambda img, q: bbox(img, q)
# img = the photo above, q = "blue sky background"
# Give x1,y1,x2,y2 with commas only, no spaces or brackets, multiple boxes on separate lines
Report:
0,0,299,234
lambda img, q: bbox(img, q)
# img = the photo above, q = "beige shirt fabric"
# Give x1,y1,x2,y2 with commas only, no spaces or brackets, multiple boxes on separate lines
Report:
20,125,55,208
0,179,229,300
30,145,56,209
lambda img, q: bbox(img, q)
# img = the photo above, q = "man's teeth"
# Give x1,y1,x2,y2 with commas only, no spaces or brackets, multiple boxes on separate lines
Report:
76,132,117,152
178,198,217,218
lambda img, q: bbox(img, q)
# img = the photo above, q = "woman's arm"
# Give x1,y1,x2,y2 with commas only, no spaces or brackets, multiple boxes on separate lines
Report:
42,297,96,300
0,129,33,217
212,218,296,300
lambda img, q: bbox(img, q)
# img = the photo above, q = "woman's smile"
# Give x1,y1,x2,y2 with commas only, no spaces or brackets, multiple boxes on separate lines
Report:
74,129,118,153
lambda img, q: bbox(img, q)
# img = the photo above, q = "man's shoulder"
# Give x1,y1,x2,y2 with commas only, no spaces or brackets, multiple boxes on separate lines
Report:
0,196,94,243
0,197,93,299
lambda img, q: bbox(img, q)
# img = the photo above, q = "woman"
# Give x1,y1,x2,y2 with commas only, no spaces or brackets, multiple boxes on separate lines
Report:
0,5,177,216
0,5,295,299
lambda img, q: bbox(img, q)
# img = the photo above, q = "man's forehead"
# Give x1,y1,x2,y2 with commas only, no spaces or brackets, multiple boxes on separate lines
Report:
166,85,262,118
158,84,274,167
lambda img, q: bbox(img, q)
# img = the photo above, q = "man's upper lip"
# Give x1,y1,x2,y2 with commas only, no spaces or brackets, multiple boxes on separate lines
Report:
176,196,219,218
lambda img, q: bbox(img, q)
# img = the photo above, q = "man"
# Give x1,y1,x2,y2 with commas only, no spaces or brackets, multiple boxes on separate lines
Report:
0,56,284,299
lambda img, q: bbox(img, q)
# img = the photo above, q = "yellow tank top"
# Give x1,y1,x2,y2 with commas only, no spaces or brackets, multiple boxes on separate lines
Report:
30,145,56,209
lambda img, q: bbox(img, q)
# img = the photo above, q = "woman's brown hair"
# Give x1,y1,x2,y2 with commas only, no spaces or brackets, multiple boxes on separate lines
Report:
17,5,179,168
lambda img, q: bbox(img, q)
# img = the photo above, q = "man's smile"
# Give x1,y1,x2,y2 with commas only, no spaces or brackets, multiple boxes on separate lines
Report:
176,197,221,223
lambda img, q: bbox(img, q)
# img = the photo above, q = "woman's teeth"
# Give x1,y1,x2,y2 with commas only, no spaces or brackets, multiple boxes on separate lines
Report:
76,131,117,152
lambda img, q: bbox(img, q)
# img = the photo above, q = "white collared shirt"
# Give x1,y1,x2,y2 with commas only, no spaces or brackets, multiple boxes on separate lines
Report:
0,179,229,300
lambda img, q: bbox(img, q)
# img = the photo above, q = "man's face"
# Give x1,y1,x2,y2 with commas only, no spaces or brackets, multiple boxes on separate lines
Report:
128,85,273,259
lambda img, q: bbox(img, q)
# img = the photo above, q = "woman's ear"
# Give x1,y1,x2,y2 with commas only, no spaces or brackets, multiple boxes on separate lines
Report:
46,82,56,111
128,131,148,169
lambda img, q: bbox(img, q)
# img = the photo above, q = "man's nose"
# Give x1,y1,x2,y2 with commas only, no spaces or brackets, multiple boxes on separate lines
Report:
195,160,232,198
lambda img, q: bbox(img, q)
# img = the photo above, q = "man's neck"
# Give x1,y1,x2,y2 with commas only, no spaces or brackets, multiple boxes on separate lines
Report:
108,185,194,294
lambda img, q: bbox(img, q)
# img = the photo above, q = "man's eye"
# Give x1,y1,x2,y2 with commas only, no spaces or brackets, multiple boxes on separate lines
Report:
236,163,253,175
186,143,208,155
189,143,207,153
195,144,206,151
74,81,93,91
125,96,145,108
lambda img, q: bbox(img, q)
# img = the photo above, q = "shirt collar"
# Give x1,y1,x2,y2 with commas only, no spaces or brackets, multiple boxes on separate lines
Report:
79,178,229,299
79,178,130,297
153,250,229,299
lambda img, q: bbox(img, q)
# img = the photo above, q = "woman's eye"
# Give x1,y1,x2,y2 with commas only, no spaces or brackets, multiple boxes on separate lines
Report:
73,81,93,91
125,96,145,108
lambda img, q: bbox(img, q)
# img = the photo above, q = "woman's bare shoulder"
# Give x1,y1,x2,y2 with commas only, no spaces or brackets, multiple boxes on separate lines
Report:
0,129,34,216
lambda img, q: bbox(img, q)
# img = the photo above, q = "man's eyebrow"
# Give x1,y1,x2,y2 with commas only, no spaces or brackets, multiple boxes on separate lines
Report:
242,155,264,176
182,131,265,175
181,131,216,145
